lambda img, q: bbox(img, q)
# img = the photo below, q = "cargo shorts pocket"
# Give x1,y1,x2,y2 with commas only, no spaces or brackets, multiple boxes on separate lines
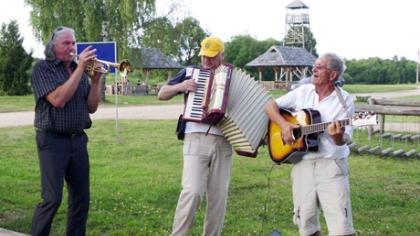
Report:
293,206,300,226
330,158,349,177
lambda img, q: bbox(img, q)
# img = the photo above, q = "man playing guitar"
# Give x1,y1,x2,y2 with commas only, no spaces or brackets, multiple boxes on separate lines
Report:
265,53,356,236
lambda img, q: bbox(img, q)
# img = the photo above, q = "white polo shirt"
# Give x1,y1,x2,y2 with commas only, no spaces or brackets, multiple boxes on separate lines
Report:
182,67,224,136
185,122,224,136
275,84,355,160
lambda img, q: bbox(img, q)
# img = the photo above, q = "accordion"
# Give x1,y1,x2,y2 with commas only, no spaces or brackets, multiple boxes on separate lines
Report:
183,64,271,157
183,64,233,125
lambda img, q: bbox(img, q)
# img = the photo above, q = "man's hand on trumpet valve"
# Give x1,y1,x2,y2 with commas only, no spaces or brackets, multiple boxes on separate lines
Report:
89,64,104,82
71,46,103,80
87,60,105,81
73,45,97,68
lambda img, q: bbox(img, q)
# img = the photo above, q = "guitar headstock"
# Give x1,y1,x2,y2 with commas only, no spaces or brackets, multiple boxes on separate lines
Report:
352,112,377,127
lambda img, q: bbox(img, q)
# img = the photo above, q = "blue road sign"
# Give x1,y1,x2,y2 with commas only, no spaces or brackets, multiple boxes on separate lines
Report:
76,41,117,74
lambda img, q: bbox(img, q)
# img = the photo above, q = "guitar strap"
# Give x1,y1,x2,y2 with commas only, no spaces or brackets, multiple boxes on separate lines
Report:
334,85,351,118
335,86,353,144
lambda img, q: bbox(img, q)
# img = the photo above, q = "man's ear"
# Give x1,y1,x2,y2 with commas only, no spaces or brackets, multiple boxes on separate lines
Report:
330,70,338,82
220,51,225,60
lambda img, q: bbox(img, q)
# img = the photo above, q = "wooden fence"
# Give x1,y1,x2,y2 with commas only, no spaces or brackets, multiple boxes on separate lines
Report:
352,98,420,157
355,98,420,136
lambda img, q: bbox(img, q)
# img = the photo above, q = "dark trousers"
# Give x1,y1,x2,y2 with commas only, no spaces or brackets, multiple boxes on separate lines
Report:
31,130,90,236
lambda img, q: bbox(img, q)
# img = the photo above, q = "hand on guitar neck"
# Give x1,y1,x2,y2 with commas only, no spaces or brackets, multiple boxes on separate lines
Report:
327,120,347,146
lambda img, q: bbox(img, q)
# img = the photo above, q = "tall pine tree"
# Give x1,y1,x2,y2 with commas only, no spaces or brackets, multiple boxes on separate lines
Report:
0,20,33,95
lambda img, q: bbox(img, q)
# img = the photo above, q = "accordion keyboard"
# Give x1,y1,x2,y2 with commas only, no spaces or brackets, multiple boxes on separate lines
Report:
184,69,211,120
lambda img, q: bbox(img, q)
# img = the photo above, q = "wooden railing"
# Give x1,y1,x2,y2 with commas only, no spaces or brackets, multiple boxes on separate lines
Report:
355,98,420,136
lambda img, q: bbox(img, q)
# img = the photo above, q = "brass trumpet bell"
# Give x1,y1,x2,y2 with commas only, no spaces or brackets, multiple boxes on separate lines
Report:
86,59,133,77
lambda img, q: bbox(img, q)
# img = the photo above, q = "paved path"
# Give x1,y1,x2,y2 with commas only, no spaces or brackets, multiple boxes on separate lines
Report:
351,88,420,99
0,89,418,128
0,228,28,236
0,104,183,128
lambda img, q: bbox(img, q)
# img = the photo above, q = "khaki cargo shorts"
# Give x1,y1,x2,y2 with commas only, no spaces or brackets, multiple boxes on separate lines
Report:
291,158,355,236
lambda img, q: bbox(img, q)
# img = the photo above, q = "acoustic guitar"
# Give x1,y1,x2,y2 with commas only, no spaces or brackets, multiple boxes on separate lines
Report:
268,108,377,164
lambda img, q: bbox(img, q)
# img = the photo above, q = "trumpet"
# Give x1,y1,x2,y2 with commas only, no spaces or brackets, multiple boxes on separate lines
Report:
71,52,133,76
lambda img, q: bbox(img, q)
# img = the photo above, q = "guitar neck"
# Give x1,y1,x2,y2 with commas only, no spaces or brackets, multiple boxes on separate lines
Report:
301,118,351,135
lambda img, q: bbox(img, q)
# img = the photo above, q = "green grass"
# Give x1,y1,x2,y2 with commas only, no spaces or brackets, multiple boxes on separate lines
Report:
344,83,418,93
396,95,420,101
1,121,419,235
352,129,420,152
0,94,184,113
0,95,35,112
102,94,183,106
383,115,420,123
268,89,287,98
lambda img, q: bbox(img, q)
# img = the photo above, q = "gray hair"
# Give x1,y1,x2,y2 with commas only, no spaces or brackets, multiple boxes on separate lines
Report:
44,26,75,60
322,53,346,77
319,53,346,87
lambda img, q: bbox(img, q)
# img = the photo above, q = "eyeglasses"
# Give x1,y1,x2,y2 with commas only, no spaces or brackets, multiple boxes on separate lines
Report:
51,27,75,41
312,64,330,71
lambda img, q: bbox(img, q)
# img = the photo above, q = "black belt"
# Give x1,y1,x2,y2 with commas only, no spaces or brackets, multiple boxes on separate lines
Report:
36,129,85,138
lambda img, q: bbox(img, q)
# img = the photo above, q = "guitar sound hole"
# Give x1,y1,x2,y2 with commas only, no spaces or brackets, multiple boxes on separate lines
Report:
293,128,302,140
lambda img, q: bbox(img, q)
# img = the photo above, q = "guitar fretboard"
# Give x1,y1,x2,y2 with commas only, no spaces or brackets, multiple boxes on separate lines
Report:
301,118,351,135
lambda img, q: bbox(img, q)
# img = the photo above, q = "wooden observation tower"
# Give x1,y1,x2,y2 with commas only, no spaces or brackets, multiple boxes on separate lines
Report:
283,0,310,48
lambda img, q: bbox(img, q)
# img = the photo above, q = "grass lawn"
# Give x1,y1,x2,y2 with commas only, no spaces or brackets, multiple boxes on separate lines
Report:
1,120,419,235
102,94,184,106
0,94,184,113
343,83,419,93
0,95,35,112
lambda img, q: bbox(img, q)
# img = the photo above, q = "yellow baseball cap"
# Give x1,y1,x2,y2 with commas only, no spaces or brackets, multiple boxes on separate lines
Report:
199,36,224,57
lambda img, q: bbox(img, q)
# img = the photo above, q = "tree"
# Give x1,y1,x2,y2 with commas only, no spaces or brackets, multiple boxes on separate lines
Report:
225,35,280,68
24,0,156,59
0,20,33,95
344,57,417,84
140,16,206,66
174,17,206,66
224,35,280,80
140,17,178,57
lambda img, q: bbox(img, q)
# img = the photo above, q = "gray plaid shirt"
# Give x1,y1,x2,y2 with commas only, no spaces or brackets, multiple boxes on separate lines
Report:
32,59,92,134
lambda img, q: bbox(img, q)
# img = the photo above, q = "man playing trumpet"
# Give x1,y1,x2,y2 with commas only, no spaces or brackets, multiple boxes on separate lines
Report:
30,26,102,236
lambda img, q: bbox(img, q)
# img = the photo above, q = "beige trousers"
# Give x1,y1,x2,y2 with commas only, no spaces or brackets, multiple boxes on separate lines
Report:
170,133,233,236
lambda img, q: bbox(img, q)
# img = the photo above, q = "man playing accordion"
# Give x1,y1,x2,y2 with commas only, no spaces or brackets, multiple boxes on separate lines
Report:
158,36,233,236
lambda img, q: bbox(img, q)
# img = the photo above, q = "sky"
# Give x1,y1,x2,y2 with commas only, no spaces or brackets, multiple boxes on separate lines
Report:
1,0,420,61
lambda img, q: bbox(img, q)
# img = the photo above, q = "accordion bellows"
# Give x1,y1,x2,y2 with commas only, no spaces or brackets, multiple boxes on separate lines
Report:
217,68,271,157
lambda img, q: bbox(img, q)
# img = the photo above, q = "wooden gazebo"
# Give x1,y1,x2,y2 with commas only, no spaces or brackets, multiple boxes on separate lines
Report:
246,45,315,88
128,48,183,83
